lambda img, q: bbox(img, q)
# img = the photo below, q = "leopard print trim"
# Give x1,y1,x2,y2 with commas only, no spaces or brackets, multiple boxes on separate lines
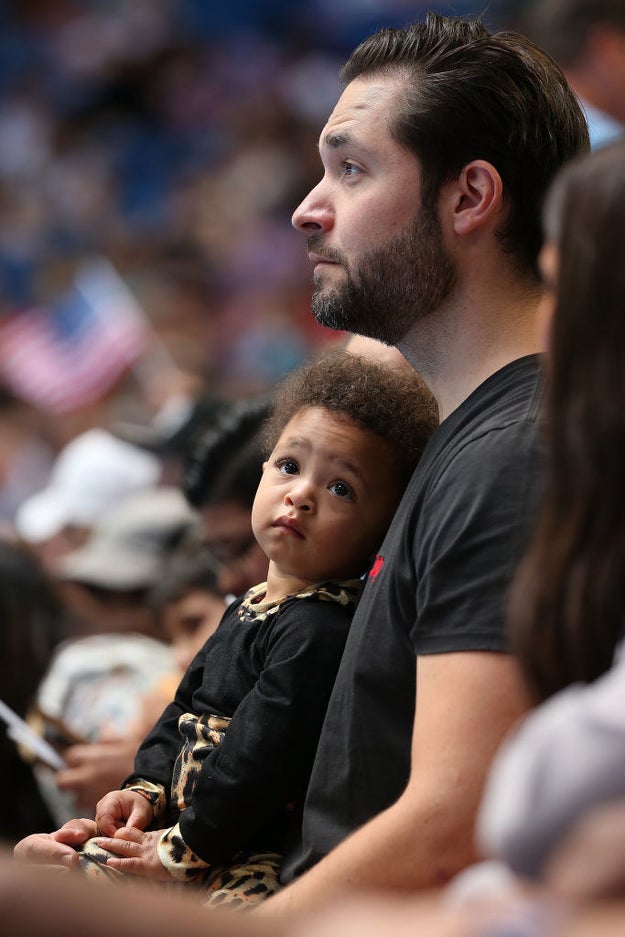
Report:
154,711,231,880
170,712,230,815
201,851,282,908
124,779,168,821
238,578,361,624
157,822,210,882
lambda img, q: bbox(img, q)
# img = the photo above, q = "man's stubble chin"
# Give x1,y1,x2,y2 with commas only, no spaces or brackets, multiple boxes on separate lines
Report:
308,213,457,345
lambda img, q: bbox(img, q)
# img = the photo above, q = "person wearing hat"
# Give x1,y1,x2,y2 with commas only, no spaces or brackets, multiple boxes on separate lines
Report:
31,487,200,820
15,429,161,573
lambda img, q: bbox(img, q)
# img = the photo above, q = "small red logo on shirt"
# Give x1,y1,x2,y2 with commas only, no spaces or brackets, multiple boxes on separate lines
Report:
368,554,384,581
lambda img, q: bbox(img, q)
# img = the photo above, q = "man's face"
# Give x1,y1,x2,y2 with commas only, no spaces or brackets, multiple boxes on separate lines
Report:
292,75,456,345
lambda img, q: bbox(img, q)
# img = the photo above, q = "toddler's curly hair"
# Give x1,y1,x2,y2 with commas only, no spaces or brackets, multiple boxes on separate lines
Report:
264,350,438,488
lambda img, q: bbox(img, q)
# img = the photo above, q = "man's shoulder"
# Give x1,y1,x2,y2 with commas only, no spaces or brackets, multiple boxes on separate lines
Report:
413,355,543,489
448,354,543,443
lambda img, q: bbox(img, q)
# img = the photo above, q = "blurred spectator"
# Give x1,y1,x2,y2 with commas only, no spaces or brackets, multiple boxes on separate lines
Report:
149,536,226,674
112,388,229,486
517,0,625,148
135,537,227,732
0,387,55,524
33,485,199,818
14,427,161,573
0,538,68,843
184,397,271,600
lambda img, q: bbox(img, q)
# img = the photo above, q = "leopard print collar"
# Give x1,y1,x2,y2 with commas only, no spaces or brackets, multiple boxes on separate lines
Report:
237,579,362,624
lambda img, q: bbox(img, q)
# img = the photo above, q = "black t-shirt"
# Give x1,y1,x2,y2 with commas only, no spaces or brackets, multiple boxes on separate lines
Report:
282,354,545,881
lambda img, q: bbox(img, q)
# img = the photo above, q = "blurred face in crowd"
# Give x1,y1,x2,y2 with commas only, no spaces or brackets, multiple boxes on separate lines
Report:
160,588,226,671
200,499,269,599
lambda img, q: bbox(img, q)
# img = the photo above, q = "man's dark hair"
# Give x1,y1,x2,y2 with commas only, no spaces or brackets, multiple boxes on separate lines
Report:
264,350,438,490
341,12,590,277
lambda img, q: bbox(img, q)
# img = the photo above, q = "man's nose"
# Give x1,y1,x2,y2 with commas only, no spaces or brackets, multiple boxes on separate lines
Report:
292,180,333,234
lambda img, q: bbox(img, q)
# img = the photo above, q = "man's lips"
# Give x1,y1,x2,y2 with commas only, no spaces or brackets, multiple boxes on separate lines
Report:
308,251,340,268
273,516,305,538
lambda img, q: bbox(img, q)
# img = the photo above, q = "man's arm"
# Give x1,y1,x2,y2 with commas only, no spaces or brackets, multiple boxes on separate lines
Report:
258,651,529,920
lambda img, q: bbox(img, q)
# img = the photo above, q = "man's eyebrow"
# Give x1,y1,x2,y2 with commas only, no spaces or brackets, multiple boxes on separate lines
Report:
321,131,352,150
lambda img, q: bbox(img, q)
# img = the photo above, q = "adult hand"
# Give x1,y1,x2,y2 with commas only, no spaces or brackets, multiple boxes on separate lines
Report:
13,817,97,868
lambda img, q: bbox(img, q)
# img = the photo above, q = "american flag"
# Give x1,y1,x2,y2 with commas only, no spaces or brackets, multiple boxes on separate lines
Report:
0,258,149,414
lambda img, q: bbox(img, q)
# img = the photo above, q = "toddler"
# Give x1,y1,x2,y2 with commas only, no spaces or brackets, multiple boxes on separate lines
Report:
22,351,437,907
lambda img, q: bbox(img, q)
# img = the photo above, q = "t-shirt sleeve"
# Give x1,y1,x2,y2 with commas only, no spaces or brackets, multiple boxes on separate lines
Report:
178,599,352,866
412,420,543,654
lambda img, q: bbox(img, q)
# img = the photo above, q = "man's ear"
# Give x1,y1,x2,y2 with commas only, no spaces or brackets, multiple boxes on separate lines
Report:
449,160,503,236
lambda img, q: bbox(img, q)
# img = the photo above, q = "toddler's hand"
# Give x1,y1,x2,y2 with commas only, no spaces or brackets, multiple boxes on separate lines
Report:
94,827,172,881
95,789,153,837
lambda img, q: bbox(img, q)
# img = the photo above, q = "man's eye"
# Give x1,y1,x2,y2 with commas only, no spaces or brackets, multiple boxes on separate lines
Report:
329,480,354,500
276,458,299,475
341,161,361,179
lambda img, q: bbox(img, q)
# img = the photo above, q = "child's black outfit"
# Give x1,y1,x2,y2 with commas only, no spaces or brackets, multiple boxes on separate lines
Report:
79,579,359,904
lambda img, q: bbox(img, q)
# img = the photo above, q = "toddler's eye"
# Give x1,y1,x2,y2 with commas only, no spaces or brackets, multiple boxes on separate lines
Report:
329,480,354,500
276,458,299,475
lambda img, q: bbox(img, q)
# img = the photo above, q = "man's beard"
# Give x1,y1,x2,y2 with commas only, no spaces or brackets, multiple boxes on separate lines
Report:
308,203,456,345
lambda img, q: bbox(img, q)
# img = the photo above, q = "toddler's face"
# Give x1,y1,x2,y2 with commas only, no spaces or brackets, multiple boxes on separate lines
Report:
251,406,402,592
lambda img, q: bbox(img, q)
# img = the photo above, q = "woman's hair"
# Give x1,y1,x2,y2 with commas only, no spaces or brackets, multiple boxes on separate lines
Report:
263,350,438,490
508,140,625,702
341,12,589,277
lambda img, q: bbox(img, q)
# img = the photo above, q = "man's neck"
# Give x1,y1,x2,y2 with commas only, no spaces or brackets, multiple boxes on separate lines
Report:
397,279,542,422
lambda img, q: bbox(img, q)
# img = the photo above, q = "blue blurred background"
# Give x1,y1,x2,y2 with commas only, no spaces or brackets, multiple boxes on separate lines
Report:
0,0,530,517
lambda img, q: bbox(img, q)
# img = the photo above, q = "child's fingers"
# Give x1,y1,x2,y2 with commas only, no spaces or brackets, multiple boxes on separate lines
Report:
94,833,141,858
112,827,144,844
95,809,124,837
103,855,147,875
126,805,152,831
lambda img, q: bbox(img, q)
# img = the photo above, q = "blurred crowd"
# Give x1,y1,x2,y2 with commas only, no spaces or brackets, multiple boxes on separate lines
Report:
0,0,520,453
4,0,622,902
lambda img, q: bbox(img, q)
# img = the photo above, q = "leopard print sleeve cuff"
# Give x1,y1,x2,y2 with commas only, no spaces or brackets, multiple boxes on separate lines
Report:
124,779,168,822
157,822,211,882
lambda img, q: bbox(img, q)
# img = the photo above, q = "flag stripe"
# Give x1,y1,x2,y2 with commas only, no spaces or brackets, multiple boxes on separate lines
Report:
0,259,149,413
